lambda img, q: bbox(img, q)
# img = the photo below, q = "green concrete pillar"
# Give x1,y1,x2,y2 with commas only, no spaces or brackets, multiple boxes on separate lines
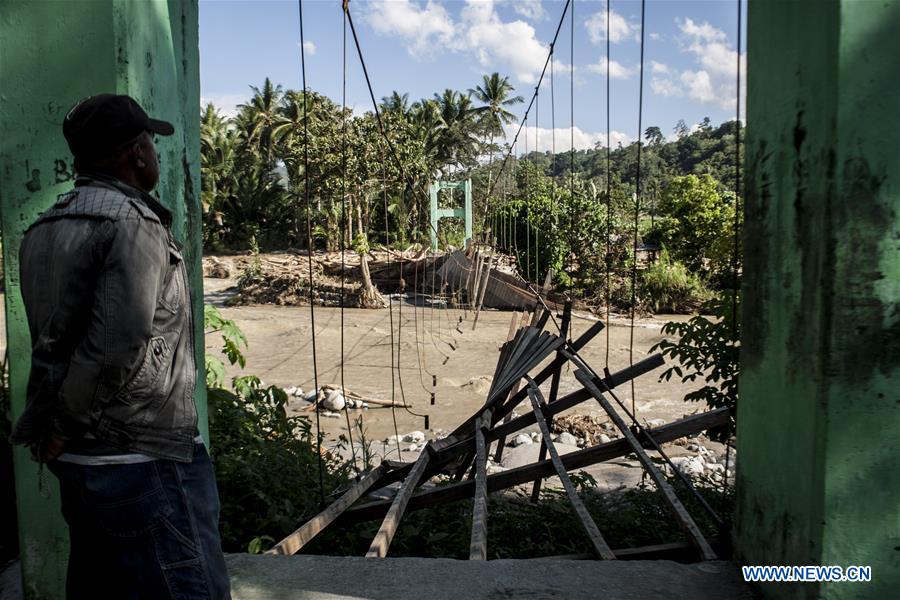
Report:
0,1,203,597
429,179,473,250
737,1,899,598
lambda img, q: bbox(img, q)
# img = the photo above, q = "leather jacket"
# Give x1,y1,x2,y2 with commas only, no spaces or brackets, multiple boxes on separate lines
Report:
10,174,198,462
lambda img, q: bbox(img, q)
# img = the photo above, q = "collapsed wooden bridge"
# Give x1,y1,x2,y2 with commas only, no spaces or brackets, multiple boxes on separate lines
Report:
267,300,731,561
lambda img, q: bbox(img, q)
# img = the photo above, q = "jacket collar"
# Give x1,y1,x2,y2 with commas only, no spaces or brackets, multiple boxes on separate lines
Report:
75,173,173,227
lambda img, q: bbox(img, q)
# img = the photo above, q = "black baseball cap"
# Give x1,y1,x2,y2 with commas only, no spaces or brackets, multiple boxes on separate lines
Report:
63,93,174,159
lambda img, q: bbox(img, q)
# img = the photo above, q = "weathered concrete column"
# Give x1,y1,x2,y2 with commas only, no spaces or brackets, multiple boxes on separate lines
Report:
738,1,899,598
0,1,203,597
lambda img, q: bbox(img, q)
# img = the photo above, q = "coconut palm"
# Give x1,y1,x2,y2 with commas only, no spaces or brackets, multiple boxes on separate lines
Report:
432,89,481,172
470,72,523,139
238,77,284,165
380,91,410,116
470,73,523,202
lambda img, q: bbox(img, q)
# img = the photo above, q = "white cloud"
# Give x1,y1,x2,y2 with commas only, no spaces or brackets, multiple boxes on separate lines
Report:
650,77,681,97
512,0,547,21
510,126,632,153
302,40,317,56
585,3,638,44
586,56,634,79
680,18,726,43
200,94,245,118
649,32,663,41
649,18,746,110
650,60,669,74
362,0,558,85
455,0,550,84
365,0,455,57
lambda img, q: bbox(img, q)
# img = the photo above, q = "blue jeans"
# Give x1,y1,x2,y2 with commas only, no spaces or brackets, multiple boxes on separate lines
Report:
49,443,231,599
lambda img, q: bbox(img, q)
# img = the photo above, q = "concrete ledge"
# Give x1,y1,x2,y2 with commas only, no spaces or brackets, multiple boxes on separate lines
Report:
227,554,754,600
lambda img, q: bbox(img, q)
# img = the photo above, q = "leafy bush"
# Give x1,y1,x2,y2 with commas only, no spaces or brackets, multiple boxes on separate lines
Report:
208,379,349,553
651,296,739,440
204,304,350,553
640,249,712,314
646,174,736,279
235,236,263,290
204,304,247,388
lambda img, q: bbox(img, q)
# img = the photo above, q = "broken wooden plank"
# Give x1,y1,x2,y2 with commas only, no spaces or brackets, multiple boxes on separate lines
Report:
491,354,664,445
489,312,523,462
365,446,432,558
385,355,667,491
490,321,607,425
530,301,571,502
573,368,717,561
470,411,490,560
471,251,494,330
338,407,732,525
527,383,616,560
268,463,389,556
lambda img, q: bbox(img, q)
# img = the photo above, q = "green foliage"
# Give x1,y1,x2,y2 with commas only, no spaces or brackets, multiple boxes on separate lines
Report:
651,296,740,440
647,174,736,278
640,249,713,314
204,304,248,388
204,304,350,552
208,379,349,552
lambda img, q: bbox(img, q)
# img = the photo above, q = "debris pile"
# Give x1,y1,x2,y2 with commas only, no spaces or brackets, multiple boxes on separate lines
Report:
285,383,404,414
551,414,619,446
225,253,382,308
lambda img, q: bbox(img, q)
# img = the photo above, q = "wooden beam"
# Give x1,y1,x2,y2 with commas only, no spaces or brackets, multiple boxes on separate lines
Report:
527,384,616,560
365,447,431,558
574,369,717,561
531,301,571,501
337,407,732,525
471,251,494,330
490,354,664,445
267,463,389,556
469,411,490,560
375,354,668,493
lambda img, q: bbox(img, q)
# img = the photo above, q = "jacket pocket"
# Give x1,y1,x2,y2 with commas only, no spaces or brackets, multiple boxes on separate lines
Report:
118,336,171,402
159,245,184,314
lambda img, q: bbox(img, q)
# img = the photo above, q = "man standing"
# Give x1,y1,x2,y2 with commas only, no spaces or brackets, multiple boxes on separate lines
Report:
9,94,231,599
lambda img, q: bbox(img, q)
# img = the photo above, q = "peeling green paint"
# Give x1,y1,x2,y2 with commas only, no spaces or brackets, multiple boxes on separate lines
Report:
0,2,202,597
737,2,900,599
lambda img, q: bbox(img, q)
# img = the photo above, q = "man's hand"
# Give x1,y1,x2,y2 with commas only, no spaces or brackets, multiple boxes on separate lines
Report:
33,434,66,463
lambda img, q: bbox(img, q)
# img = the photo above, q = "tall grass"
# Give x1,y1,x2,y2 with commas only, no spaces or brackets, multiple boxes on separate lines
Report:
640,249,712,314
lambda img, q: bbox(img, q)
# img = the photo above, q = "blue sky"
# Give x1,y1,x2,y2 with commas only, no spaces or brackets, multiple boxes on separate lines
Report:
199,0,746,151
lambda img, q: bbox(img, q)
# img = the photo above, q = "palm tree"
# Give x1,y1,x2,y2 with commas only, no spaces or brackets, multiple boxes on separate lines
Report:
380,91,410,116
238,77,284,165
432,89,481,173
200,103,239,245
272,90,306,153
470,73,523,141
470,73,523,214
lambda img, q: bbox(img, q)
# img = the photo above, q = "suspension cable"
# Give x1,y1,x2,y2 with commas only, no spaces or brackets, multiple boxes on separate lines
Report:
604,0,612,370
339,7,359,475
629,0,647,417
298,0,325,504
380,145,403,460
534,82,540,283
723,0,743,495
569,0,576,281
